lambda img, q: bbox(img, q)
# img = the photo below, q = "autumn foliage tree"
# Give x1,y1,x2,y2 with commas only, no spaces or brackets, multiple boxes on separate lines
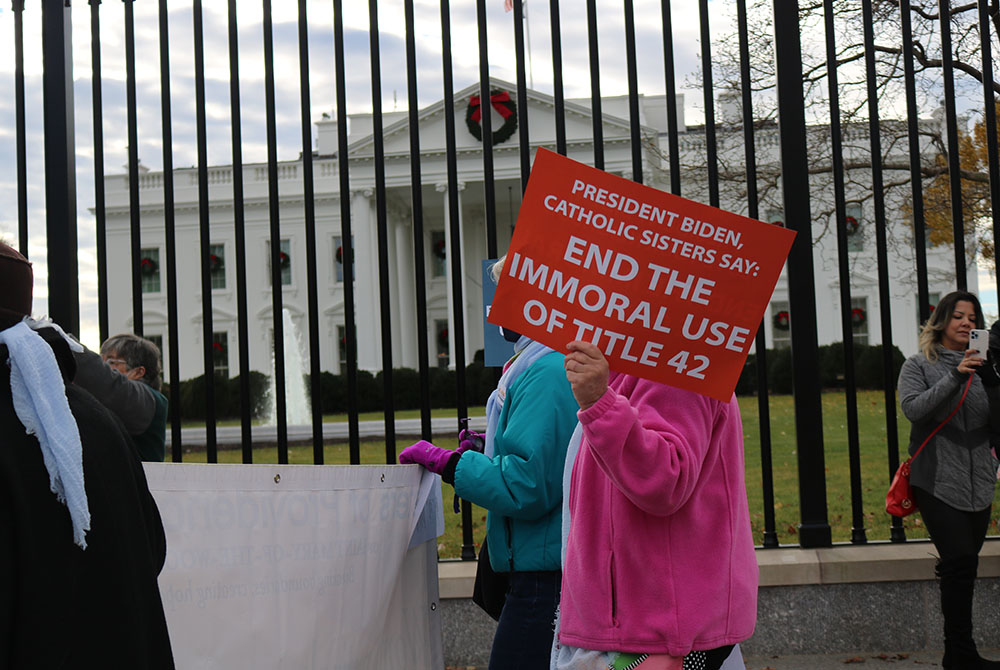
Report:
921,104,999,265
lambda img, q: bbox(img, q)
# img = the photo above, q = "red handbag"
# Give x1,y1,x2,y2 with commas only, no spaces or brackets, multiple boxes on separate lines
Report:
886,374,973,516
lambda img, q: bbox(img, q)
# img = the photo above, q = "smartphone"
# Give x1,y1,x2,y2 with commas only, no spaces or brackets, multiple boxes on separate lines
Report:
969,329,990,360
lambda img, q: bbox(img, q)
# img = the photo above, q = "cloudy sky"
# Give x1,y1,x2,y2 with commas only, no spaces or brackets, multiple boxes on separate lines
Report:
0,1,994,350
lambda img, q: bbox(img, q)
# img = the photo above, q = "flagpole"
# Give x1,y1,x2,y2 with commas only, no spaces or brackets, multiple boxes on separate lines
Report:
524,1,533,89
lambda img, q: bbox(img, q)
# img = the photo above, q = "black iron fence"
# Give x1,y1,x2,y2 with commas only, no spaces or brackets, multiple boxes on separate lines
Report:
6,0,1000,555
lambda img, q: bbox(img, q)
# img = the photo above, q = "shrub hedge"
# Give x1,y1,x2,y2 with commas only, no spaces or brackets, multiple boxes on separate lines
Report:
167,343,902,418
168,351,499,421
735,341,905,396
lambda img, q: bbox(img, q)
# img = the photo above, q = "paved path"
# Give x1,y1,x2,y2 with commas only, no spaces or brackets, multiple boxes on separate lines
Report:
165,415,487,447
742,648,994,669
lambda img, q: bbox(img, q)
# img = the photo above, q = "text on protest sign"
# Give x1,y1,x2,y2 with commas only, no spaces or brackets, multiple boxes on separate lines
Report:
488,148,795,401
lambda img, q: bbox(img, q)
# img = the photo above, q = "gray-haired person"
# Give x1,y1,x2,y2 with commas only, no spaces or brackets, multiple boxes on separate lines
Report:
73,333,168,462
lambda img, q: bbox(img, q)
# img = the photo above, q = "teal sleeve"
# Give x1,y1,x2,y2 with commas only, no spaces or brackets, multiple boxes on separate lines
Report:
453,352,578,519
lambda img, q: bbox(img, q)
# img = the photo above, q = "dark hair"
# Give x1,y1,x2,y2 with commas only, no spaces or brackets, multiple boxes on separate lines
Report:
100,333,162,391
918,290,984,361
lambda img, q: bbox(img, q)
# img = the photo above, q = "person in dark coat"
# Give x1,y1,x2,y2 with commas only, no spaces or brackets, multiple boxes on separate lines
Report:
0,242,174,669
73,333,168,462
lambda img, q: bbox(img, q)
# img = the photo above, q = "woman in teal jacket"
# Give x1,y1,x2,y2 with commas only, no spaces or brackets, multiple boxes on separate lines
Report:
400,281,578,669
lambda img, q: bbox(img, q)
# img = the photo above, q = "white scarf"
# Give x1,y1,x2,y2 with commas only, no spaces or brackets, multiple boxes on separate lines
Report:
0,320,90,548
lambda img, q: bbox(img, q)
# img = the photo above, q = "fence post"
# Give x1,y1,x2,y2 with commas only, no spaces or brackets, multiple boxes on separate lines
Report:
41,0,79,335
772,0,832,548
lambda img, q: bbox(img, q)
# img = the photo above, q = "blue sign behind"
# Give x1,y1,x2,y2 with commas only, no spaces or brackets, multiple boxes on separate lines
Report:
482,259,516,367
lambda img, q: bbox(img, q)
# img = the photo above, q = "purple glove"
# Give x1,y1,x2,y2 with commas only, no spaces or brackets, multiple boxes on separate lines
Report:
458,428,486,454
398,440,455,475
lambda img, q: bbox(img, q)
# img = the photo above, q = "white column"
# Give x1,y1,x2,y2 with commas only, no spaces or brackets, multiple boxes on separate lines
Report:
437,181,466,370
351,188,379,372
393,209,417,368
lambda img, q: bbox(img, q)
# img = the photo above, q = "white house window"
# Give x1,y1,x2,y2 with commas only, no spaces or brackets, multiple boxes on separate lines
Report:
266,239,292,286
213,331,229,377
209,243,226,290
845,203,863,253
764,209,784,228
920,292,941,328
771,300,790,349
334,236,354,283
850,296,869,346
431,231,447,278
140,248,161,294
435,318,449,367
336,324,354,373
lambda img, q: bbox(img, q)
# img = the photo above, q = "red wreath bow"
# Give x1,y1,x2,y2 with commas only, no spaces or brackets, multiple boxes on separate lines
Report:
469,91,515,122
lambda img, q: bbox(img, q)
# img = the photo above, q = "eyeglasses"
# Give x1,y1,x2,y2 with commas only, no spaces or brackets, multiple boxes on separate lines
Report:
103,358,128,367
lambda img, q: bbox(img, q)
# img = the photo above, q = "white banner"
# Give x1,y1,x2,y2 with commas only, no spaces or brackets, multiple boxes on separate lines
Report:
144,463,445,670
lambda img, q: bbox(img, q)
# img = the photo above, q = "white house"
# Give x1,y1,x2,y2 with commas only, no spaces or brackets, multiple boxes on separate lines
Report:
99,78,971,380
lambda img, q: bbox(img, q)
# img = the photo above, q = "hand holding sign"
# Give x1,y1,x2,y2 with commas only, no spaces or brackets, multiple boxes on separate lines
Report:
489,148,795,401
564,340,610,410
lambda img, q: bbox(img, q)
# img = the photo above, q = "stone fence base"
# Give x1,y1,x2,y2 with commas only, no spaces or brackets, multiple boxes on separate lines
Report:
437,540,1000,666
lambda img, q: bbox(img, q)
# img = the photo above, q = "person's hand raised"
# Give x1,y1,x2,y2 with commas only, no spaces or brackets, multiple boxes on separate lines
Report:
564,340,609,410
958,348,984,375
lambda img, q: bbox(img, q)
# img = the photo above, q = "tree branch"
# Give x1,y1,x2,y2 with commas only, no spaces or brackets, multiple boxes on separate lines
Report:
875,44,1000,93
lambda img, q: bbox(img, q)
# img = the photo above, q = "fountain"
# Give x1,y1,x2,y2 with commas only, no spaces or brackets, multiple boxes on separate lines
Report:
264,308,312,426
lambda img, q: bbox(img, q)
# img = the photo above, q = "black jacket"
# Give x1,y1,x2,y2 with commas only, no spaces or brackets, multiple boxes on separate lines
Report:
0,328,174,669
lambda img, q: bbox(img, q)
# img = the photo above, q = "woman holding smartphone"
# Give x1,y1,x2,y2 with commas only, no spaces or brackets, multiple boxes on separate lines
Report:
897,290,1000,670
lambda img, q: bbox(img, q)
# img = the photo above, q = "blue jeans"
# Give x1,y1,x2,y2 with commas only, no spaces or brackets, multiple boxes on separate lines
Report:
489,570,561,670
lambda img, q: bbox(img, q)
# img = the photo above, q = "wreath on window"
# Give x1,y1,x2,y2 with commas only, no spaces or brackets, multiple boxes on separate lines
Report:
433,238,447,261
466,89,517,145
209,253,224,272
140,257,158,276
278,250,290,269
845,215,859,236
437,328,449,350
212,341,224,353
851,307,866,327
773,310,790,331
336,245,345,265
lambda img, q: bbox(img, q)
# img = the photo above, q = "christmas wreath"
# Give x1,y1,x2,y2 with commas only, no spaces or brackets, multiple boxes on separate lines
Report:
278,250,290,269
851,307,866,327
140,257,158,276
209,253,224,272
845,215,859,236
466,89,517,145
433,238,447,261
212,341,224,353
773,310,790,331
437,328,449,350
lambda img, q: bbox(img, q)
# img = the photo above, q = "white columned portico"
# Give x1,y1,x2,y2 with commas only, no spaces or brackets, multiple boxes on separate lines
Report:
351,188,380,371
436,180,466,370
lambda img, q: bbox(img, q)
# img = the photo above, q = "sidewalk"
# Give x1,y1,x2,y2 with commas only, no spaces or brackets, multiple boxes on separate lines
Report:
445,650,960,670
165,415,487,447
743,648,977,669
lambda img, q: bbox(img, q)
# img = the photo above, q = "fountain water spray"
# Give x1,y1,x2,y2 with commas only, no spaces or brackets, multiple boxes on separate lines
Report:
265,308,312,426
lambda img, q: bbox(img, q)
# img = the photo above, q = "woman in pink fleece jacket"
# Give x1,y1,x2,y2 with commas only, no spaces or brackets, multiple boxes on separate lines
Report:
553,341,758,670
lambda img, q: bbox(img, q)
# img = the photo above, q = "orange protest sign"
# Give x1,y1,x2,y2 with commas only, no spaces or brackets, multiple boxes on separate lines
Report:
488,148,796,401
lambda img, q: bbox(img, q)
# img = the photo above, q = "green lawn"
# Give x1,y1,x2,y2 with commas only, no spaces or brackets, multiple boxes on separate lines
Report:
175,390,1000,557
